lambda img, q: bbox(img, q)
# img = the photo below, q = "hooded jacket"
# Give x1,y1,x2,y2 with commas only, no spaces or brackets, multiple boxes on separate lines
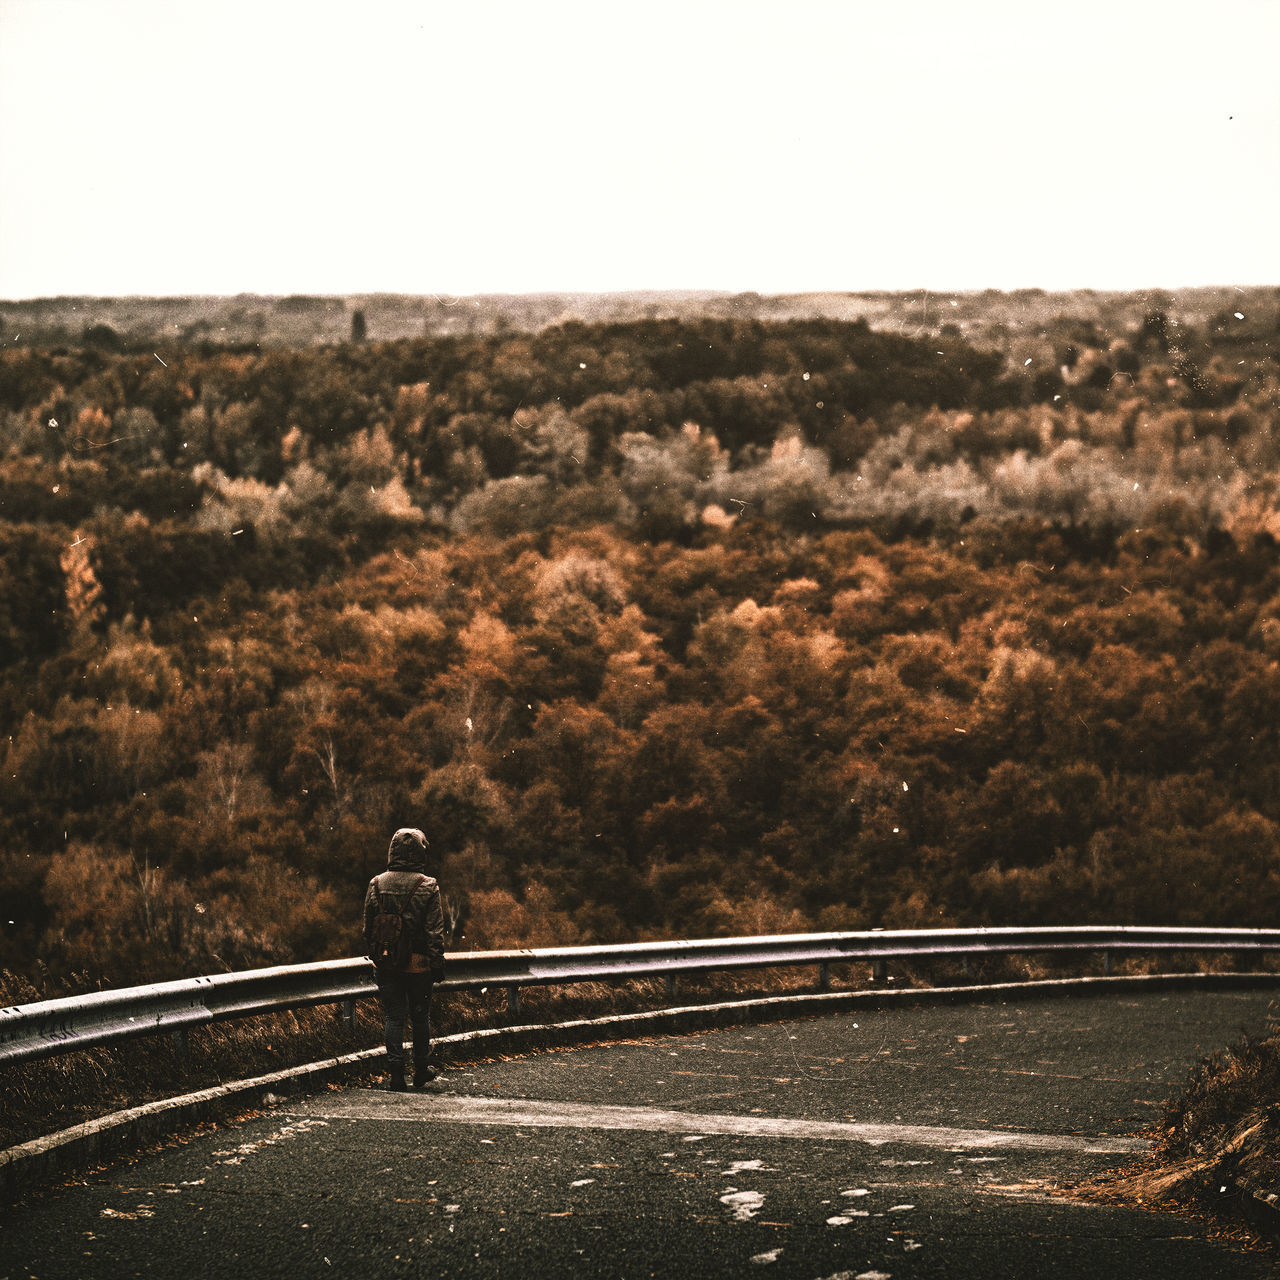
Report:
363,828,446,976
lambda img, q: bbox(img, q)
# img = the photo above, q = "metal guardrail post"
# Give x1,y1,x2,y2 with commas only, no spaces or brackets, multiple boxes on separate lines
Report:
341,998,356,1030
172,1027,189,1060
507,985,521,1017
1102,951,1113,976
872,959,887,983
818,962,831,992
665,974,677,999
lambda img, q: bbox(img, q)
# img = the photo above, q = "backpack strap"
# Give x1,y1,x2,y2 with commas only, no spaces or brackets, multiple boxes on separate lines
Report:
375,871,429,919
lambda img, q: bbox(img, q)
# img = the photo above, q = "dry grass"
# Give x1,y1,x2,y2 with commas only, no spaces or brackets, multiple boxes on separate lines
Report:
1155,1032,1280,1198
1075,1025,1280,1250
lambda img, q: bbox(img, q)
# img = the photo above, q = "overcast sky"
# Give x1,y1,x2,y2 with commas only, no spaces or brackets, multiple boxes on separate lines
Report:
2,0,1277,299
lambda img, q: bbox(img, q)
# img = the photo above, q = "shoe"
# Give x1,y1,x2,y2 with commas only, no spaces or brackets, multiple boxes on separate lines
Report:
387,1068,409,1092
413,1064,439,1087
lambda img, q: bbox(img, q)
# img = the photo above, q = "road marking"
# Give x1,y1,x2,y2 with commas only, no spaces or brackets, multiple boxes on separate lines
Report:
287,1093,1147,1154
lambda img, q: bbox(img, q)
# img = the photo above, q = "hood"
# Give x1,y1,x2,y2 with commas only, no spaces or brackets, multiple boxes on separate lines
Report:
387,827,429,872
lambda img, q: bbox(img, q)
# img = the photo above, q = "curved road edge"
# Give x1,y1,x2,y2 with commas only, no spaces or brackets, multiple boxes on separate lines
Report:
5,970,1278,1208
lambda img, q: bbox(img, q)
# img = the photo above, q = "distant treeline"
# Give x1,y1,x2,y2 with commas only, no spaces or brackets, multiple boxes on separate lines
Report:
3,284,1277,348
1,304,1279,989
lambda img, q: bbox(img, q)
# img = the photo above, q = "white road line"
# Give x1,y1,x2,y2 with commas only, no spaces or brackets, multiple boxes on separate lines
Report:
288,1093,1147,1154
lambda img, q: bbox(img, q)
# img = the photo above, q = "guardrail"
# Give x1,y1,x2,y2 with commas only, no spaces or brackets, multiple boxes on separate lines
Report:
4,925,1279,1067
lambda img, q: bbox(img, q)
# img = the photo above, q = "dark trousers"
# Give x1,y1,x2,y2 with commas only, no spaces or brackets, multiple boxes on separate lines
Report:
375,969,433,1069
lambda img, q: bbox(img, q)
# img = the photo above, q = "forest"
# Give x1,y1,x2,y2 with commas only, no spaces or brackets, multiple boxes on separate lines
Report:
2,289,1279,992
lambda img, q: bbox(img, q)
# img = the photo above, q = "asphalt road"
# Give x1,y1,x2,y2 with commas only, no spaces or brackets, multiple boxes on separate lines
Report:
4,986,1277,1279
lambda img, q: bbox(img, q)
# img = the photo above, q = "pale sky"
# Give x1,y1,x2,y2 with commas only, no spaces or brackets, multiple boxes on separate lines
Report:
1,0,1277,299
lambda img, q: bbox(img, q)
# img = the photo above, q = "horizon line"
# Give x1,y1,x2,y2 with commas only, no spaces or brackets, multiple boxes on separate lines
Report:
4,283,1278,307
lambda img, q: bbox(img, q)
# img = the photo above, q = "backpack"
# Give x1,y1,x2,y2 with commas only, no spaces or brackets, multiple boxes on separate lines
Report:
367,874,426,969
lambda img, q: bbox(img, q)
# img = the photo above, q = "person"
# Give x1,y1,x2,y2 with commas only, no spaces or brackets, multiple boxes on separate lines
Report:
363,827,446,1091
